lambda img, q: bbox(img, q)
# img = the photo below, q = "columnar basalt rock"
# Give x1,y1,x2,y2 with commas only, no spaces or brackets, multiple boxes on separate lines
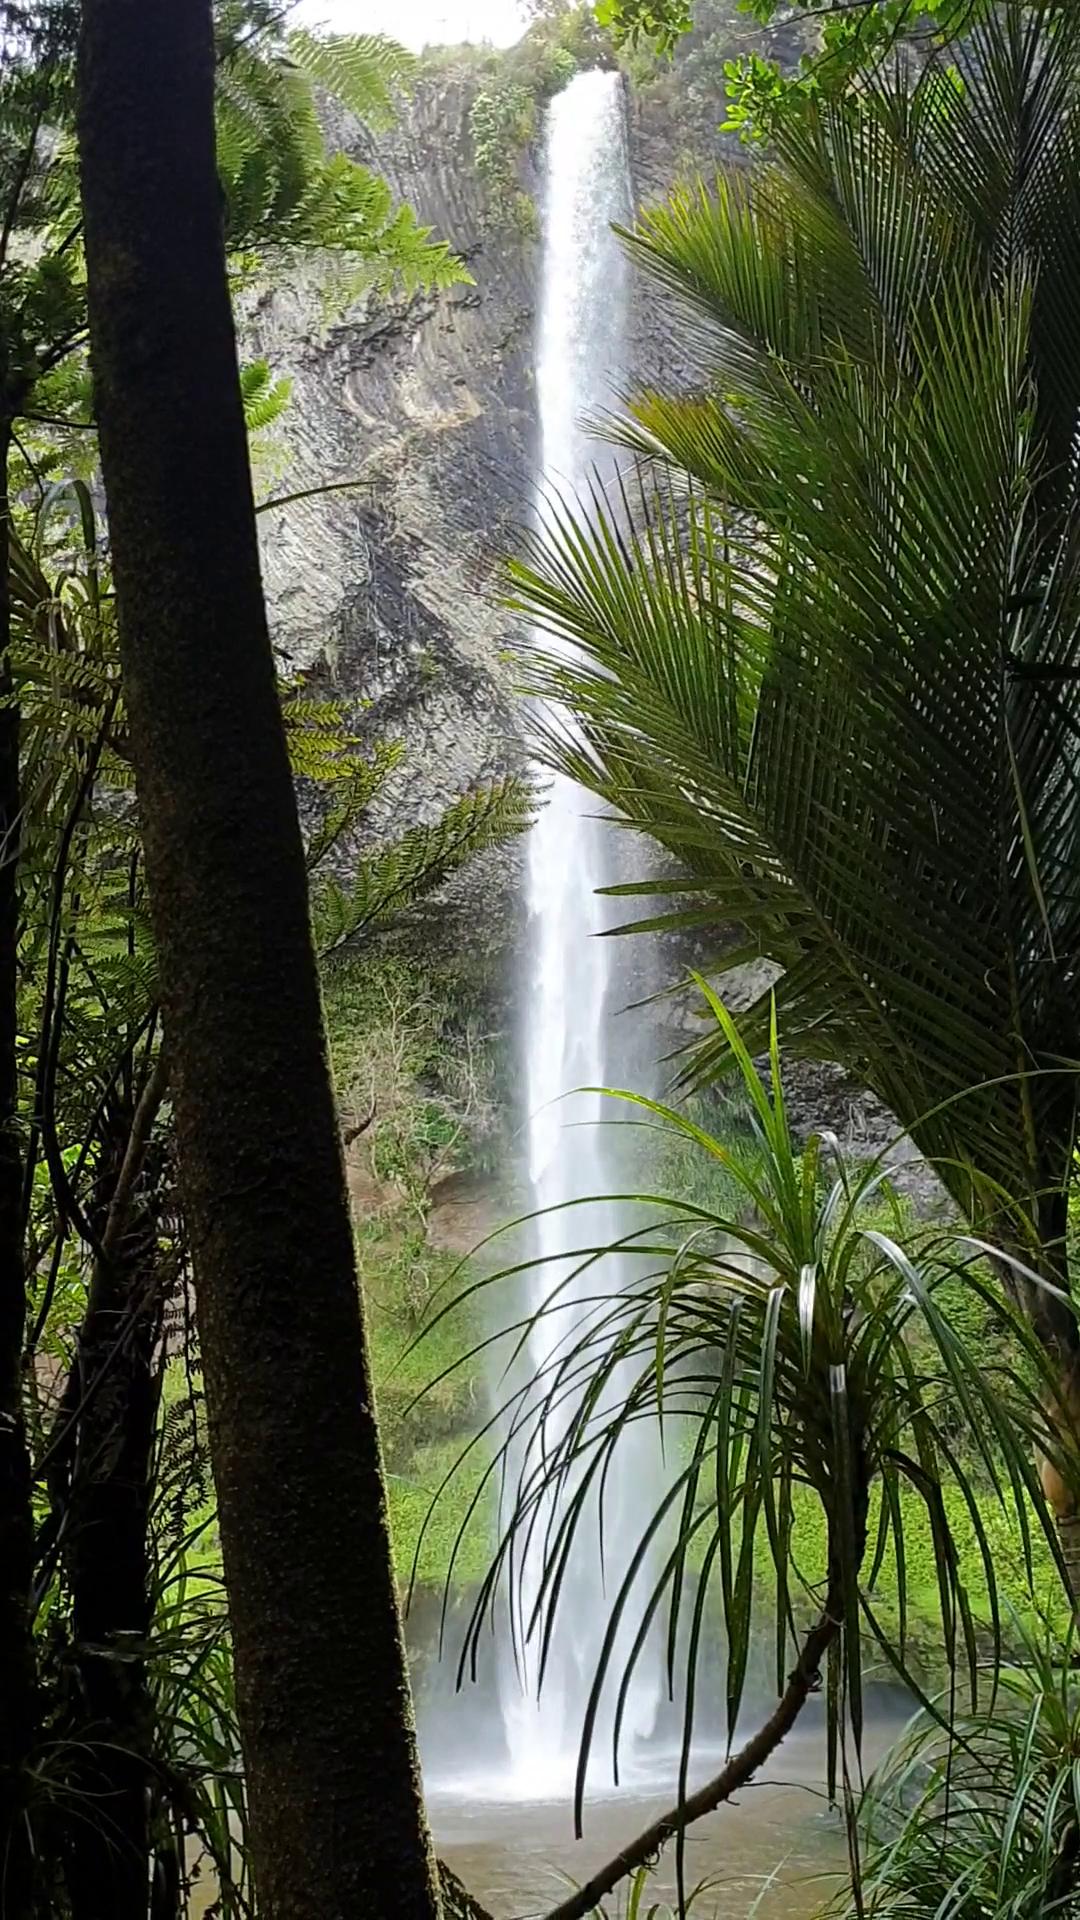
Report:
254,51,936,1190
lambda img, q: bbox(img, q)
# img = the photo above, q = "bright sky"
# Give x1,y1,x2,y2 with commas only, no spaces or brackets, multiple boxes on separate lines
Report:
295,0,527,50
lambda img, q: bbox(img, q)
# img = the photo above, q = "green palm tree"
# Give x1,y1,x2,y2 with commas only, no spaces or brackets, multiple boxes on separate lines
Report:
509,1,1080,1369
428,1000,1071,1918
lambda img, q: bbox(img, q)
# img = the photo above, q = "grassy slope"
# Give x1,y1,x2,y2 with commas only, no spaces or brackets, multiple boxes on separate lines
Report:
323,960,1068,1673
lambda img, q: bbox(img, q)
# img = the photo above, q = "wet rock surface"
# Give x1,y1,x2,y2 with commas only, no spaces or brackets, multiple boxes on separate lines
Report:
255,57,938,1190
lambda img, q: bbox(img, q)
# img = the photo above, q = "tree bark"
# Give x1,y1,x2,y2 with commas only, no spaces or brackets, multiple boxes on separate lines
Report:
0,405,37,1920
76,8,441,1918
60,1059,170,1920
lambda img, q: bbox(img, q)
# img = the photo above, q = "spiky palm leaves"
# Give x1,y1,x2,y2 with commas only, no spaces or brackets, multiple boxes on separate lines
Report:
428,1002,1073,1915
509,3,1080,1322
834,1621,1080,1917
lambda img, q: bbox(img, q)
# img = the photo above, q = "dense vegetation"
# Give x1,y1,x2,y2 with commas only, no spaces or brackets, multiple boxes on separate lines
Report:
2,0,1080,1917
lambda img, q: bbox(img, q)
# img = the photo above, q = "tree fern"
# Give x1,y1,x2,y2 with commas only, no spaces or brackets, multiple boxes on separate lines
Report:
312,777,534,956
284,28,416,133
216,23,468,293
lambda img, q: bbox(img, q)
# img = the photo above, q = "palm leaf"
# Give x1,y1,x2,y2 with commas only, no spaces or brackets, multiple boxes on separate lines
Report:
509,3,1080,1290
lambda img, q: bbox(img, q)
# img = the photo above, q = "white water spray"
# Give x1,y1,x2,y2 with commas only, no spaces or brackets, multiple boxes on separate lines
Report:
498,69,663,1800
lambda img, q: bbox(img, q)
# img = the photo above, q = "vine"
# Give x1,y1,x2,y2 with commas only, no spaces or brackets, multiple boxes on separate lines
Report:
468,82,539,231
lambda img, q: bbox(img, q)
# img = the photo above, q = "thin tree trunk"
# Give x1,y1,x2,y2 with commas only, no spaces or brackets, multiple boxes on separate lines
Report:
0,405,36,1920
61,1058,170,1920
76,8,441,1918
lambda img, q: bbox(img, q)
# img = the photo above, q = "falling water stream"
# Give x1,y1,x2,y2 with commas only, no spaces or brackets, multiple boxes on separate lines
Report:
191,71,890,1919
496,65,665,1800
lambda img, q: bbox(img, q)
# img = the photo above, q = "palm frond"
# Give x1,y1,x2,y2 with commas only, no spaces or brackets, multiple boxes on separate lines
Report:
510,1,1080,1274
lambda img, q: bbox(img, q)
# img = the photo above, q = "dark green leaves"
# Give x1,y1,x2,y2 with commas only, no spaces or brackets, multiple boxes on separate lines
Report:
510,3,1080,1261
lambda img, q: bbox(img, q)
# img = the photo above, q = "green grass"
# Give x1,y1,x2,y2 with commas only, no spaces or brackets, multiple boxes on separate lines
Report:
355,1211,498,1590
167,964,1069,1677
388,1436,494,1589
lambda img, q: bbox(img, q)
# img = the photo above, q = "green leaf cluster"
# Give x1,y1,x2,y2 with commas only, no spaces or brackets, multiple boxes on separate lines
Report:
469,82,539,230
312,776,534,959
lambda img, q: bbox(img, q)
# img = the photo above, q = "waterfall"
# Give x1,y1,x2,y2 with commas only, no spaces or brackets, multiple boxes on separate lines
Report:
498,68,662,1799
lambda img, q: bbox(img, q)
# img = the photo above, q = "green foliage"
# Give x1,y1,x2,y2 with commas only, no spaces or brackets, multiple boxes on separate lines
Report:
312,775,534,960
216,27,467,295
473,4,611,101
831,1619,1080,1917
509,4,1080,1307
353,1214,495,1585
469,82,539,226
438,996,1071,1846
595,0,979,139
238,358,292,431
284,26,416,131
324,949,504,1213
596,0,692,55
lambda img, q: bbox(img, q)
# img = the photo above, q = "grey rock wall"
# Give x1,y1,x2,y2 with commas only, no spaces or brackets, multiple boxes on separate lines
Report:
244,69,539,941
251,55,938,1190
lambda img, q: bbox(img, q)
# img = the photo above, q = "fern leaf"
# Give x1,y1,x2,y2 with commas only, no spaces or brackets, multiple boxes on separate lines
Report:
284,29,416,133
311,776,533,956
240,359,293,433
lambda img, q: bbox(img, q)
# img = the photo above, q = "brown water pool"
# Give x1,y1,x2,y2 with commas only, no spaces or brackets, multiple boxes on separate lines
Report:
430,1726,863,1918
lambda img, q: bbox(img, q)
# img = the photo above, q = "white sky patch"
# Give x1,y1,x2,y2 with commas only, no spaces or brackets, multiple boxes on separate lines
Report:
294,0,527,50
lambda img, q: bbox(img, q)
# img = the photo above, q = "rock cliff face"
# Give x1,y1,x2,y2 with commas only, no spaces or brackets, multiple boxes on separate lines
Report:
246,71,538,879
245,53,728,844
251,47,941,1188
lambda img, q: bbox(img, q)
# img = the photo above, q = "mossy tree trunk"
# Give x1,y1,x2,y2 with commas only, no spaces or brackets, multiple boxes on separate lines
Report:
75,7,442,1917
0,402,36,1920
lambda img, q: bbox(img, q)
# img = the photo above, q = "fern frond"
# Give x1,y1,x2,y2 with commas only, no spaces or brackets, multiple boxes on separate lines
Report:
239,360,292,433
284,29,415,132
287,153,469,296
215,26,467,293
304,740,403,873
312,776,533,955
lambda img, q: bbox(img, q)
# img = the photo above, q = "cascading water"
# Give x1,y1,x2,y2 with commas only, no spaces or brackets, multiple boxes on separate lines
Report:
498,67,663,1799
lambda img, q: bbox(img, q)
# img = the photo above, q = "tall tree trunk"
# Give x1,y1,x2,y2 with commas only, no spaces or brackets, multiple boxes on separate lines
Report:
75,8,441,1918
0,405,37,1920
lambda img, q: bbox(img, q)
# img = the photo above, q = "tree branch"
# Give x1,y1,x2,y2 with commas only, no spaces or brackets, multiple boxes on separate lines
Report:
540,1599,840,1920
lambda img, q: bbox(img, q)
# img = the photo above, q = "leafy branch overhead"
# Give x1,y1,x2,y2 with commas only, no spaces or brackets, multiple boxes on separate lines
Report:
215,21,468,292
595,0,992,138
